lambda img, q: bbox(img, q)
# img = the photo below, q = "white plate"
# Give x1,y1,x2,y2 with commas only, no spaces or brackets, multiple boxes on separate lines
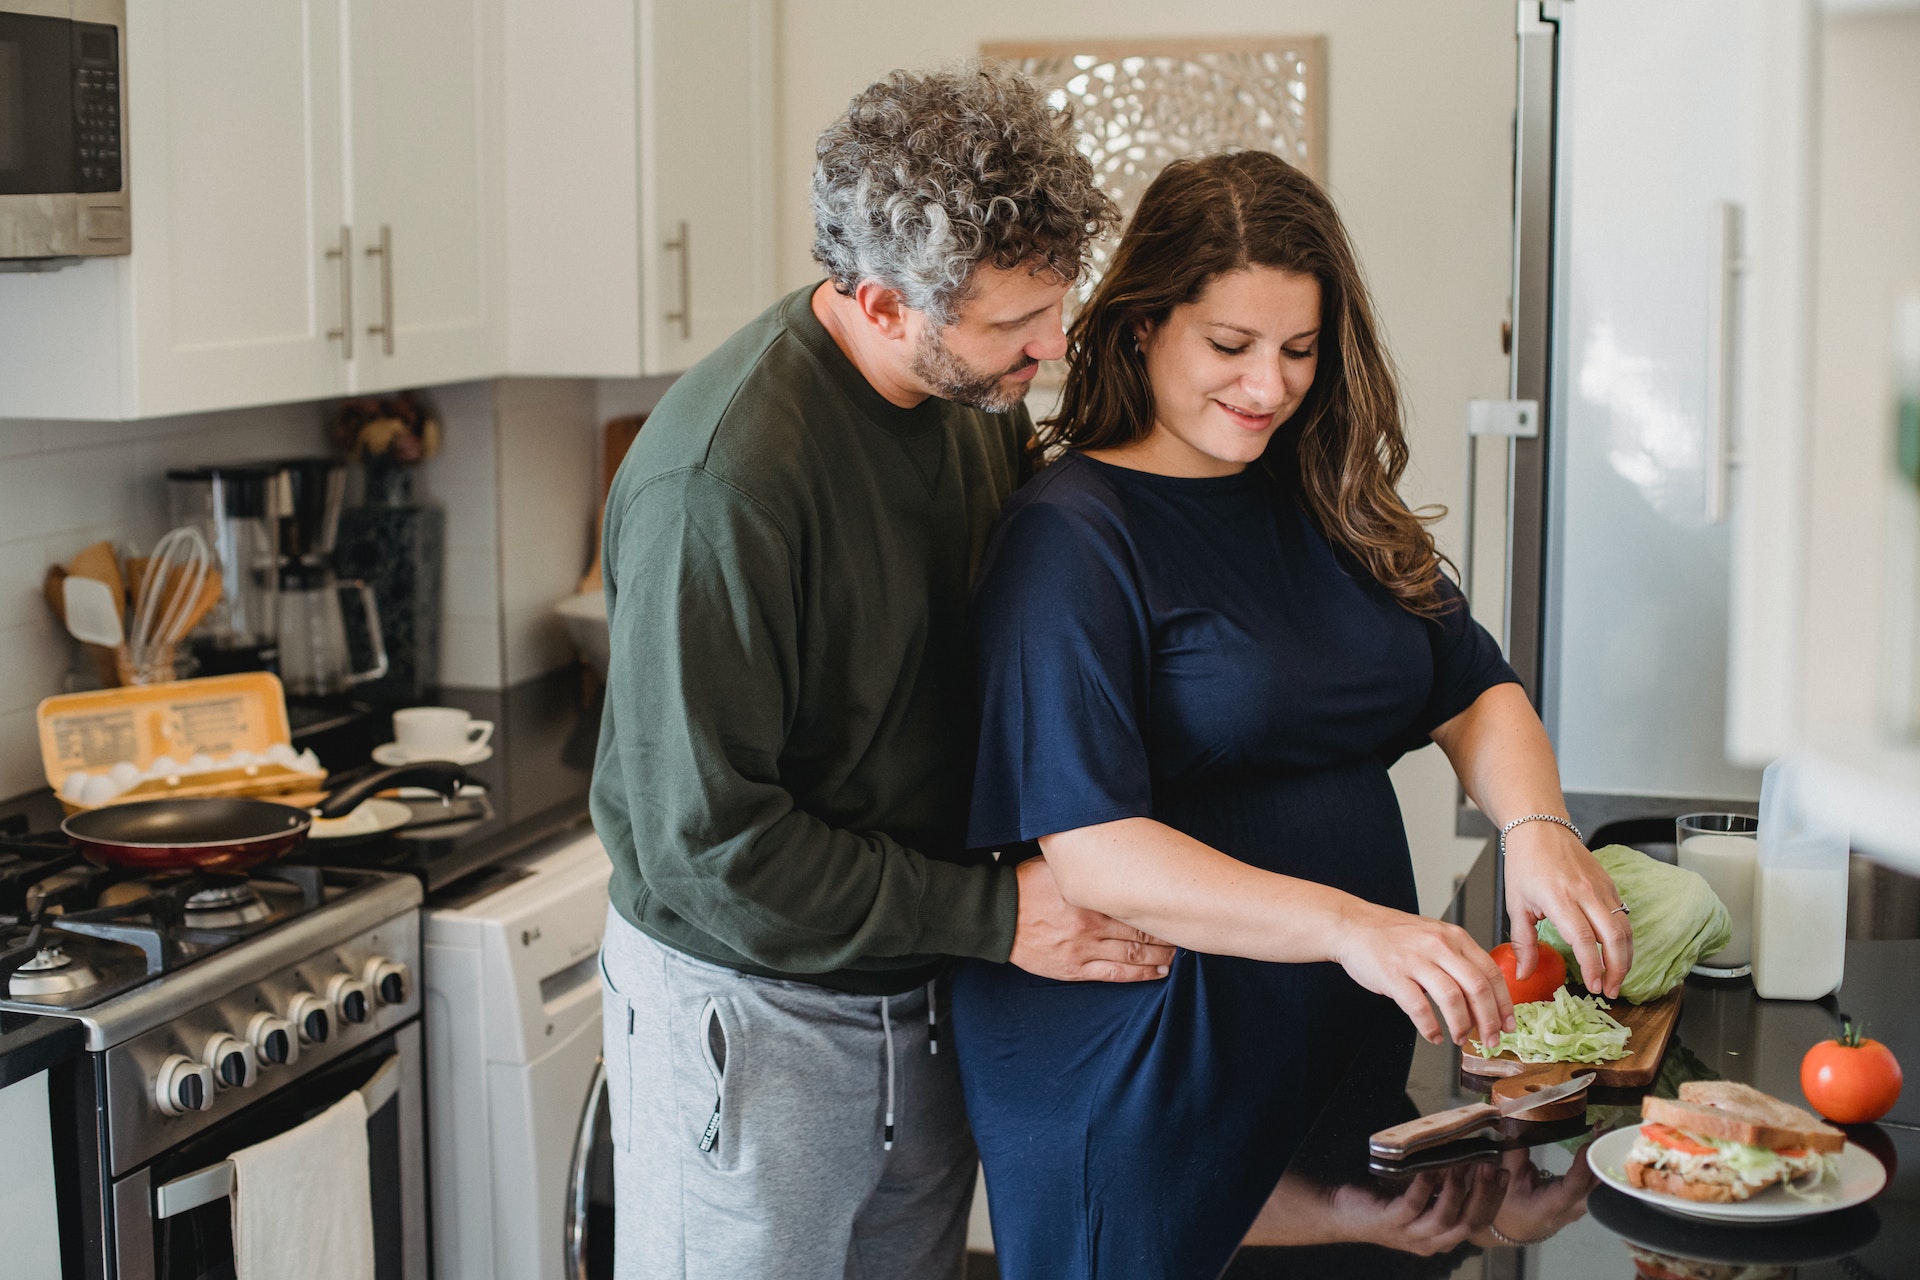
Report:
1588,1125,1887,1222
372,741,494,767
309,797,413,840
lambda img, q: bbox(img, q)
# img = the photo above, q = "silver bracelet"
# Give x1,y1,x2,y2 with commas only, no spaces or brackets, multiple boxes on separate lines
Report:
1498,813,1583,852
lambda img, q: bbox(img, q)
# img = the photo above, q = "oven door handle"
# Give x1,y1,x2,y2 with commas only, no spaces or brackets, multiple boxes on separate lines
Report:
152,1054,402,1220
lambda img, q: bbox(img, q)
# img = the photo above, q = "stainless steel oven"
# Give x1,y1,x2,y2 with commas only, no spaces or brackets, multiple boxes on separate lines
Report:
0,0,128,263
0,846,428,1280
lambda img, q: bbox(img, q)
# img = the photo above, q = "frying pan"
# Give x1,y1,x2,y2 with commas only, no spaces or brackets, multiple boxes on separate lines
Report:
61,762,471,874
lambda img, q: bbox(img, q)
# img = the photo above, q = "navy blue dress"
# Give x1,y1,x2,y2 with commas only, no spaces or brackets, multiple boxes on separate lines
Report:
953,452,1517,1280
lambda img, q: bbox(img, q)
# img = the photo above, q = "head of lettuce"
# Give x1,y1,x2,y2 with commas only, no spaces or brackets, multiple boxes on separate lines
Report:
1535,844,1732,1004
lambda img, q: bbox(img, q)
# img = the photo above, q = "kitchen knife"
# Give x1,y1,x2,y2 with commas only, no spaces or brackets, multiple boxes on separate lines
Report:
1368,1071,1596,1160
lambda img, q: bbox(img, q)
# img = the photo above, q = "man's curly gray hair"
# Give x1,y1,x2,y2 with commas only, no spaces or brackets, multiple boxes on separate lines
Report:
811,62,1119,326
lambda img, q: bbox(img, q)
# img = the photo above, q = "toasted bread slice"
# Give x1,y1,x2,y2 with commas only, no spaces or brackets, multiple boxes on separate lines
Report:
1624,1159,1764,1203
1666,1081,1847,1153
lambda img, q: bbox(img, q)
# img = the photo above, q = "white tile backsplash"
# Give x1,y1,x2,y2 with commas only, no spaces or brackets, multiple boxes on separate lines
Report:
0,375,619,797
0,400,327,797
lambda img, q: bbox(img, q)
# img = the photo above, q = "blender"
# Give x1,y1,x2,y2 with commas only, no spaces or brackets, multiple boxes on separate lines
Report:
268,458,389,696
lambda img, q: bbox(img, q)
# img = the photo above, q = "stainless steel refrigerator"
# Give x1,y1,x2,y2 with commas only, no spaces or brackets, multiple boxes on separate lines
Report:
1465,0,1816,843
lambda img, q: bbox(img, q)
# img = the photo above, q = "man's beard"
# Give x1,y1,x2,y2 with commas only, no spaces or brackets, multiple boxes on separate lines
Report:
910,326,1038,413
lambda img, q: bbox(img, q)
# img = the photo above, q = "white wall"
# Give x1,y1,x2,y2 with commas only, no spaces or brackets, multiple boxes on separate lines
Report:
418,378,601,690
0,375,599,800
777,0,1519,915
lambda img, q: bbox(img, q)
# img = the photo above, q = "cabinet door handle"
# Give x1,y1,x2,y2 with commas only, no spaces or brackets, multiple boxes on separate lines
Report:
365,223,395,355
326,226,354,360
1704,201,1747,524
664,220,691,340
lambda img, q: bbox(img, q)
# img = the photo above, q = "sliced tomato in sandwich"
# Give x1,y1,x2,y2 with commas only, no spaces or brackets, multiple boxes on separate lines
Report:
1640,1123,1718,1156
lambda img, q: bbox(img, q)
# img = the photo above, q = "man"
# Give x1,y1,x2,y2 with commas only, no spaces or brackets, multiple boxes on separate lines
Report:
592,63,1173,1278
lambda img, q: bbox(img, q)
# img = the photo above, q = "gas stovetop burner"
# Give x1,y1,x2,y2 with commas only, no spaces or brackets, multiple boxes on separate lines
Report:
182,881,271,928
9,944,100,997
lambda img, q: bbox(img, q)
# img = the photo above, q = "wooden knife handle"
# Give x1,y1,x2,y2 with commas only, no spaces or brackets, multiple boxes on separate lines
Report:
1369,1102,1502,1159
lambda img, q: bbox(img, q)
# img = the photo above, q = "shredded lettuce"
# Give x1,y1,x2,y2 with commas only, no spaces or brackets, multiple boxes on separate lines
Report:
1470,986,1631,1063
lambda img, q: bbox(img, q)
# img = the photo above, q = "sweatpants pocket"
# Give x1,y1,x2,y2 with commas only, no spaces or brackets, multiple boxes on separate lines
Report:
599,949,633,1152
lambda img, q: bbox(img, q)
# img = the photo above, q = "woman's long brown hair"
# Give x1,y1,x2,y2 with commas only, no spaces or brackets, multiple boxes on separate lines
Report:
1041,151,1453,617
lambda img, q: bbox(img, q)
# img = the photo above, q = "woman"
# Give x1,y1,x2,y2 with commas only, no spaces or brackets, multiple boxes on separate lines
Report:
951,151,1631,1279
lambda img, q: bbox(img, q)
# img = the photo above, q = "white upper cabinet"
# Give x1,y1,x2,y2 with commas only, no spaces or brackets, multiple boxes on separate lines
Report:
130,0,349,415
0,0,503,420
640,0,778,374
0,0,769,418
503,0,778,378
345,0,504,389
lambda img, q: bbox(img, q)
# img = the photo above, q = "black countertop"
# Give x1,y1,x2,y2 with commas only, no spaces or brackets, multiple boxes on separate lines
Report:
1223,842,1919,1279
287,666,603,893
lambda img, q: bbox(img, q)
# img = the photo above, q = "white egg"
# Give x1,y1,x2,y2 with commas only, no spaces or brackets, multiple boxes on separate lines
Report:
60,772,90,801
108,761,142,789
228,749,255,766
187,753,215,773
295,749,322,773
264,743,299,766
148,754,180,777
81,775,119,806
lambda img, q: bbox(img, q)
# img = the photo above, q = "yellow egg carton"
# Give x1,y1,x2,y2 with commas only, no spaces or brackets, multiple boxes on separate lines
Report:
38,672,328,811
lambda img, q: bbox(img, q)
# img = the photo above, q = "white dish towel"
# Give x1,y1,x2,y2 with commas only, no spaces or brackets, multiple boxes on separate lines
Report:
229,1088,376,1280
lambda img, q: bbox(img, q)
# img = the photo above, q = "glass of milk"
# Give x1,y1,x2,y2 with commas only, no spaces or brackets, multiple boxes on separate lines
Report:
1676,813,1759,977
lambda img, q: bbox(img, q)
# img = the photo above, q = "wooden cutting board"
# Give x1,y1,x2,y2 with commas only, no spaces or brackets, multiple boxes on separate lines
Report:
1460,986,1684,1089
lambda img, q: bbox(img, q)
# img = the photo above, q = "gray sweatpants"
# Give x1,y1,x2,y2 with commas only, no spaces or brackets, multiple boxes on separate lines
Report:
599,907,977,1279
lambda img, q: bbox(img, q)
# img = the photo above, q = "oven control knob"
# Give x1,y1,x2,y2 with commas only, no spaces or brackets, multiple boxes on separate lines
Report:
155,1054,216,1116
363,958,411,1007
328,974,373,1025
288,992,332,1045
246,1012,298,1067
202,1033,257,1090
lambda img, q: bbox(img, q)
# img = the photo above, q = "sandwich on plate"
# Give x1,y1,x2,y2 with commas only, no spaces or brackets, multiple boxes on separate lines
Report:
1627,1081,1845,1203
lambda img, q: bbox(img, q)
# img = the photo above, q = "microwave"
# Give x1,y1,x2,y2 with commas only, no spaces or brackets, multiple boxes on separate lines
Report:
0,0,126,264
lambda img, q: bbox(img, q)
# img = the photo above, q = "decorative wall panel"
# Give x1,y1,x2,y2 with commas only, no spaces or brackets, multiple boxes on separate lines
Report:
984,37,1327,306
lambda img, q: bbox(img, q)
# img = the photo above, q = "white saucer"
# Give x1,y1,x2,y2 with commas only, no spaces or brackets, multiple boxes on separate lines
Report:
1588,1125,1887,1222
310,797,413,840
373,741,494,767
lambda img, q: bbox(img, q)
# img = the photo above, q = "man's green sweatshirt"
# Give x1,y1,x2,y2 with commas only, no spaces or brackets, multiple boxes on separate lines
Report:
590,285,1028,994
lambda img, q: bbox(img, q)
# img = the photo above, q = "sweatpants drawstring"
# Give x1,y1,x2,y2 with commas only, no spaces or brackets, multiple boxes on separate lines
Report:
880,995,897,1150
926,980,939,1054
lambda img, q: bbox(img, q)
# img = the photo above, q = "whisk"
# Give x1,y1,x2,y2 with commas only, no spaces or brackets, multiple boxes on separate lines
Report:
129,525,211,684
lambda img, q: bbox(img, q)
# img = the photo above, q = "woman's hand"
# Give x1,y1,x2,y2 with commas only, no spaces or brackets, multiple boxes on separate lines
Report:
1331,903,1514,1047
1326,1161,1509,1257
1484,1144,1598,1246
1502,821,1633,999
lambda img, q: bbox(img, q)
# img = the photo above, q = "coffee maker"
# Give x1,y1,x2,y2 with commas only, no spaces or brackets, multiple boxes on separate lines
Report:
269,458,389,696
167,465,283,676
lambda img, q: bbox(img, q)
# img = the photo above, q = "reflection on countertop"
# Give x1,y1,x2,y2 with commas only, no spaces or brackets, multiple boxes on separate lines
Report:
1222,840,1920,1279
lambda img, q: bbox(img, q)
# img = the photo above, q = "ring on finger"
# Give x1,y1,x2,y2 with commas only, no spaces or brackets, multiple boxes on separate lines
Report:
1609,904,1630,916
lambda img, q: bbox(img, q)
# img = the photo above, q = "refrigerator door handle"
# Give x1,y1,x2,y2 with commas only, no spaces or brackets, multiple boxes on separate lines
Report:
1705,201,1748,525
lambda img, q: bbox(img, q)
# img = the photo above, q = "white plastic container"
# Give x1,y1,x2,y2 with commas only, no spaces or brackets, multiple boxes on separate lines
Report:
1751,759,1850,1000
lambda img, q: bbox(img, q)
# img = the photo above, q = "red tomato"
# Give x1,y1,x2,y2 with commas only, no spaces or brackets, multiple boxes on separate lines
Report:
1641,1124,1717,1156
1491,942,1566,1005
1801,1018,1904,1124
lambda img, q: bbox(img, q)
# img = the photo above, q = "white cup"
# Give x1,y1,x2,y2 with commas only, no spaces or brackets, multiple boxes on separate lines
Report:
392,706,494,759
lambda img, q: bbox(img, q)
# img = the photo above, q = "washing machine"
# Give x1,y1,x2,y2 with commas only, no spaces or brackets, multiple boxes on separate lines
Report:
423,827,614,1280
